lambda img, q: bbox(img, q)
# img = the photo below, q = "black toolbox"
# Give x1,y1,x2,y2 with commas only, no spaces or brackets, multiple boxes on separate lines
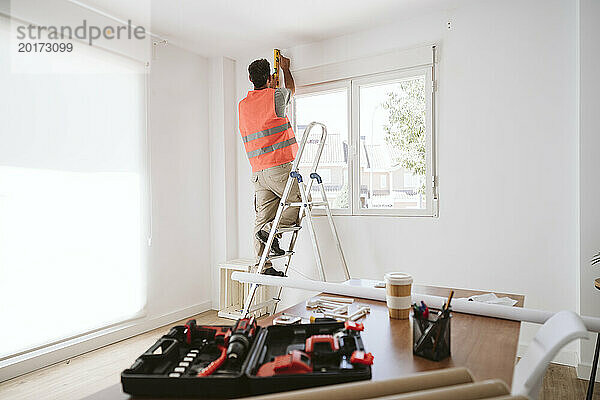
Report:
121,320,372,398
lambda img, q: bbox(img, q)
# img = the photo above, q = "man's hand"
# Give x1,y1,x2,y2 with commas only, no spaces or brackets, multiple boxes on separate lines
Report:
278,54,295,95
279,55,291,71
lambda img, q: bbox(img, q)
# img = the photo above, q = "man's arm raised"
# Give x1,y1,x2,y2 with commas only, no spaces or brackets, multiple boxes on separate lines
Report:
279,55,295,96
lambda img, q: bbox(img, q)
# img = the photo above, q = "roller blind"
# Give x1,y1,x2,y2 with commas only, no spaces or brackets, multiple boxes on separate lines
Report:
292,45,435,87
0,14,147,358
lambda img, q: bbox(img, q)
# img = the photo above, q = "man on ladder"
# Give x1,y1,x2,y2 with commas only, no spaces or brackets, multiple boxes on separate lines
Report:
238,52,299,277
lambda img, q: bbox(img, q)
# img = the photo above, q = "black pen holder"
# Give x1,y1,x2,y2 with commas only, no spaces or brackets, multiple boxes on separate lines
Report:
412,308,451,361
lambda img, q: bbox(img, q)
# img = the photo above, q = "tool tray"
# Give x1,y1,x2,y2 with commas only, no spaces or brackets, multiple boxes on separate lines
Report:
121,322,371,398
246,322,371,396
121,324,254,398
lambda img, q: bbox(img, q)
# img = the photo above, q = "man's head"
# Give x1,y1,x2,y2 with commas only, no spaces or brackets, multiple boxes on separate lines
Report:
248,59,273,89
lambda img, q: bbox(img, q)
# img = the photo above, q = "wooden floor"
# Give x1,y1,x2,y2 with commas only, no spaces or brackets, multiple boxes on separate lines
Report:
540,363,599,399
0,310,597,400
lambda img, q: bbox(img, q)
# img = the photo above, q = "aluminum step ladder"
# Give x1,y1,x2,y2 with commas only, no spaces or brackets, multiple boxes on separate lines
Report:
241,121,351,317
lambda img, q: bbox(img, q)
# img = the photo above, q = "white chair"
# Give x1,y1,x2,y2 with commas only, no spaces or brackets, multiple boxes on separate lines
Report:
511,310,589,399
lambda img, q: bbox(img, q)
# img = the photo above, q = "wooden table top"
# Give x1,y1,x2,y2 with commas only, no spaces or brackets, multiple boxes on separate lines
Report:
261,284,524,386
83,284,524,400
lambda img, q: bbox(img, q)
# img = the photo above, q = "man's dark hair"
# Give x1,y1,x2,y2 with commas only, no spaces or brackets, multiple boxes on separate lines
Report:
248,59,270,88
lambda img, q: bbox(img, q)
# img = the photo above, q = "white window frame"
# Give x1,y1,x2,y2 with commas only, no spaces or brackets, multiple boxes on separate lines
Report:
351,67,434,216
293,80,353,215
290,46,438,217
380,175,387,189
292,70,437,217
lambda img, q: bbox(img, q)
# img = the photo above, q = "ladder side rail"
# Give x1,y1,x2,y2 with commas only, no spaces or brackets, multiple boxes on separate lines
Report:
272,229,301,315
282,123,326,233
282,229,300,276
309,123,328,176
288,121,328,230
292,122,328,194
297,176,327,281
305,123,328,196
291,121,321,172
318,181,351,280
242,283,259,317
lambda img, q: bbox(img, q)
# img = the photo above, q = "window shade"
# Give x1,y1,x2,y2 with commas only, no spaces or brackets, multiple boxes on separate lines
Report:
292,45,435,87
0,15,147,358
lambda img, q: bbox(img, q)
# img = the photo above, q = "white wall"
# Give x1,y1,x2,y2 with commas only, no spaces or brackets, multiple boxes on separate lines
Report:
147,43,212,317
578,0,600,380
231,0,579,360
209,56,239,308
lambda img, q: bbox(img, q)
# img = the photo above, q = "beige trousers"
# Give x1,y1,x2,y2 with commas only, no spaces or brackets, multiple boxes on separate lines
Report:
252,162,301,267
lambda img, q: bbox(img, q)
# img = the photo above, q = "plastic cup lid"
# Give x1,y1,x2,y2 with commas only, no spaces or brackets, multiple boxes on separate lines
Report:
384,272,413,285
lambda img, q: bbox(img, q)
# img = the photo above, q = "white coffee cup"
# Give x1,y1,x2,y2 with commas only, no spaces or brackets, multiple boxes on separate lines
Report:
384,272,413,319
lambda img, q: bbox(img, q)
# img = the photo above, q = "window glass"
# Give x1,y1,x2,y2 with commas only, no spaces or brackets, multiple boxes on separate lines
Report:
358,76,427,210
293,89,349,209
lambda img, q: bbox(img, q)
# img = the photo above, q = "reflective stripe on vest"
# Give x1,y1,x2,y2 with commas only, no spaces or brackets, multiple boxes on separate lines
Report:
242,122,292,144
246,137,297,159
239,88,298,172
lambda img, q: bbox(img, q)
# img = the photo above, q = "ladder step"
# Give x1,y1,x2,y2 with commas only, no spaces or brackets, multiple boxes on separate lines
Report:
287,201,328,207
266,251,294,261
276,226,302,233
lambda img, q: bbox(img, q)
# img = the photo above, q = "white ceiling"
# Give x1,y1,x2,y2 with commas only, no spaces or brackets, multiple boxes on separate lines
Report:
75,0,459,57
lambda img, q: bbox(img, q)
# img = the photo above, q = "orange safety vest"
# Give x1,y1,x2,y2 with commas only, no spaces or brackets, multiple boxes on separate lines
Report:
239,88,298,172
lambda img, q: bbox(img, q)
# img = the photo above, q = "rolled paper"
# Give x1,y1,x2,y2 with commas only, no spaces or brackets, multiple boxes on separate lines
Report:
232,272,384,300
230,272,600,333
242,367,474,400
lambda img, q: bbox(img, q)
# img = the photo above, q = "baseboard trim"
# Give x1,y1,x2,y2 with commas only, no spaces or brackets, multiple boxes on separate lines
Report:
0,301,212,383
517,344,579,367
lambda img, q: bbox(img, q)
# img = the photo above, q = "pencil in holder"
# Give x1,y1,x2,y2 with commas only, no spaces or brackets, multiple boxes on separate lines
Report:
412,308,451,361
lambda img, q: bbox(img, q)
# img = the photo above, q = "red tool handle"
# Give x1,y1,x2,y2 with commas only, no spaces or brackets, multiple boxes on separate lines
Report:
256,350,312,377
350,350,374,365
197,345,227,377
305,335,339,353
344,321,364,331
184,319,196,344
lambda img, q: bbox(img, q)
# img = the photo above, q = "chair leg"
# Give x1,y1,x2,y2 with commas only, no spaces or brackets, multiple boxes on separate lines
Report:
587,332,600,400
